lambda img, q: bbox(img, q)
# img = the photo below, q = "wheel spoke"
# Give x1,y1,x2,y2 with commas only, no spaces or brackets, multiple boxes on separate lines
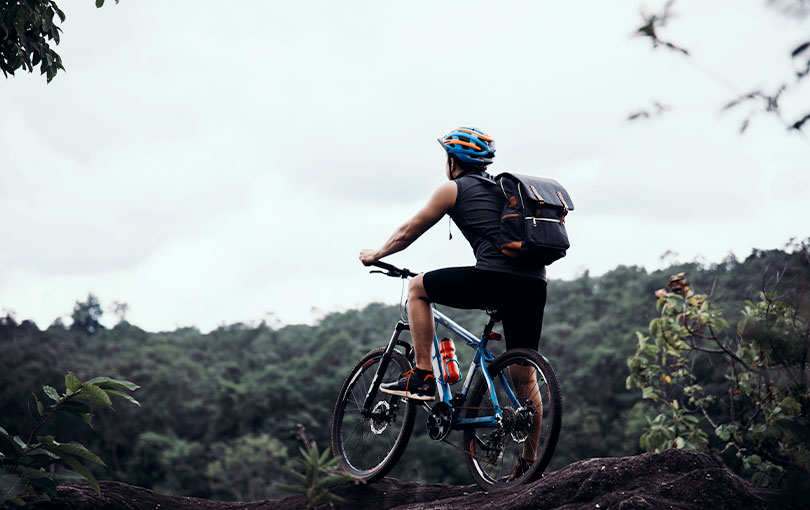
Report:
463,350,561,490
333,350,415,479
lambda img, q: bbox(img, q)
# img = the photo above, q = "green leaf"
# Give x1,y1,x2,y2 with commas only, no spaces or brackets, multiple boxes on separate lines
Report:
322,456,340,469
43,385,61,402
12,436,26,451
25,447,60,460
0,473,26,505
0,429,21,453
59,401,93,416
61,455,100,493
23,470,60,498
74,383,112,407
65,373,82,394
52,2,66,22
641,386,658,400
318,446,331,465
104,389,140,407
86,377,139,392
34,394,44,415
95,0,105,7
39,437,106,466
281,467,308,484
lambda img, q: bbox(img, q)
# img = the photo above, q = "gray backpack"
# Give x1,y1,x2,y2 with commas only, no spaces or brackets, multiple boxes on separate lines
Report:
471,172,575,266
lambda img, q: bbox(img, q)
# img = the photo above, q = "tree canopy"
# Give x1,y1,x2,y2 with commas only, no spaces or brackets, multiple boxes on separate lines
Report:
1,241,807,499
0,0,115,82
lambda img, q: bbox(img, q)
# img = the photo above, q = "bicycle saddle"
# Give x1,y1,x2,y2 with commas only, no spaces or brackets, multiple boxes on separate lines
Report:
486,309,503,322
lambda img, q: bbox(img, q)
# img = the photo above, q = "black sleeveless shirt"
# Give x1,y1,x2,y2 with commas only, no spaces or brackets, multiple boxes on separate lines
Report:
449,173,547,281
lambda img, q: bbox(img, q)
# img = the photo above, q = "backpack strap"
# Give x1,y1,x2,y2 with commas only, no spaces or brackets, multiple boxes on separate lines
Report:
530,185,544,218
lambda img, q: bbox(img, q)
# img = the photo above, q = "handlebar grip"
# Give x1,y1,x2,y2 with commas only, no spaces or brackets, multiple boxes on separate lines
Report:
371,261,399,273
369,261,418,278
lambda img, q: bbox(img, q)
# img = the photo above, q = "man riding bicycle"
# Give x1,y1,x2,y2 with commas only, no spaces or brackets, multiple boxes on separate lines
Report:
359,127,547,475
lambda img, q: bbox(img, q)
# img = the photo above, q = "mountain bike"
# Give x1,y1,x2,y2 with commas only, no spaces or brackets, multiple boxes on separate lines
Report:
330,261,562,491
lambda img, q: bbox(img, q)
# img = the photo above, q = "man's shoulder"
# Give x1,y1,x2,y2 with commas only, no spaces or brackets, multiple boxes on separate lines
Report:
460,172,497,184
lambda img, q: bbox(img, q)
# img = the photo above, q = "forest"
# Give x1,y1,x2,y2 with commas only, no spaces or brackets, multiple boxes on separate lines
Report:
1,241,808,501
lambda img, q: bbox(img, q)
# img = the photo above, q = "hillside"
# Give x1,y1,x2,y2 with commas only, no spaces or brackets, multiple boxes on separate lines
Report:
27,450,791,510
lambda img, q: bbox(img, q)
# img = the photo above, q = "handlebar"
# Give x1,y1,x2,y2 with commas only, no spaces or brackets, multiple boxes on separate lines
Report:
369,261,418,279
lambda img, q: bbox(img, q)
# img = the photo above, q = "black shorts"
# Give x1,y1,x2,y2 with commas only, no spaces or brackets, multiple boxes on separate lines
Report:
422,267,547,351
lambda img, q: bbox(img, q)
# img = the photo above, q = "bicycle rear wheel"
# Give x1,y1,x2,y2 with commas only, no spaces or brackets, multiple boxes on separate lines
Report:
463,348,562,491
330,347,416,482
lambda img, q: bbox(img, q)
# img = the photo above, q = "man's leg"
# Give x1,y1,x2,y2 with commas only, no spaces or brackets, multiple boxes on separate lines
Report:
380,267,489,399
407,274,434,371
378,273,437,400
408,267,492,371
502,278,548,462
508,365,543,461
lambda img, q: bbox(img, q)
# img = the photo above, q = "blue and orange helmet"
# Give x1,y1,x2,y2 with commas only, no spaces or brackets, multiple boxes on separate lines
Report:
437,127,495,165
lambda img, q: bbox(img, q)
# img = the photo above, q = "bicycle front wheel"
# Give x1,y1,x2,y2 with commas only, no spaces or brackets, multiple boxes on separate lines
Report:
463,348,562,491
330,347,416,482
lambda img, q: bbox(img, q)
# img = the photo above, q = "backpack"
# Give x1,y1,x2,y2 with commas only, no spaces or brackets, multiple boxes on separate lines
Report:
469,172,575,266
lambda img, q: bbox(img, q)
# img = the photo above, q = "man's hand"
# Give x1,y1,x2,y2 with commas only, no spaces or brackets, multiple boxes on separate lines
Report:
359,249,379,266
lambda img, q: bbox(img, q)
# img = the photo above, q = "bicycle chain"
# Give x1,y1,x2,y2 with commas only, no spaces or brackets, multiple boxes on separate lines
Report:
427,403,502,466
440,436,498,466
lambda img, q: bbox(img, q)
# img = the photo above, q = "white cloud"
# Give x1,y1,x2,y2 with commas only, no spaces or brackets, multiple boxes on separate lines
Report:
1,0,808,331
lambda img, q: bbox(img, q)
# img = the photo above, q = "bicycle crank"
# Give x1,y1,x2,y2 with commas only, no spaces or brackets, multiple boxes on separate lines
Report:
426,401,453,441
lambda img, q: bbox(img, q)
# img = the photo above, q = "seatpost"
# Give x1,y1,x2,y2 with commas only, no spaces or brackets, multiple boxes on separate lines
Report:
482,315,499,340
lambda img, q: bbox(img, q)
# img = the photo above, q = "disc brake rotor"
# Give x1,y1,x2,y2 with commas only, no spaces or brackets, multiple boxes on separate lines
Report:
369,400,390,435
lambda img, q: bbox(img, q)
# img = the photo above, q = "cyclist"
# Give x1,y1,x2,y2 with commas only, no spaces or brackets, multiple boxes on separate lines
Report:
358,127,547,475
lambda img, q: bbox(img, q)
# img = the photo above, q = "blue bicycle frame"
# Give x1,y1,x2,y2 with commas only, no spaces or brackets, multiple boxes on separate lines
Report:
362,306,523,430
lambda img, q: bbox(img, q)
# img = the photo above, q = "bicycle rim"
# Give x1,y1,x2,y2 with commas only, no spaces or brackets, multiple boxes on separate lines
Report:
331,348,416,481
463,348,562,490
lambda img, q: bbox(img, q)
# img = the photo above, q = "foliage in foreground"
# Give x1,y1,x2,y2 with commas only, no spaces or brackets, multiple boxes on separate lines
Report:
627,271,810,490
0,373,139,506
0,0,116,83
276,426,351,509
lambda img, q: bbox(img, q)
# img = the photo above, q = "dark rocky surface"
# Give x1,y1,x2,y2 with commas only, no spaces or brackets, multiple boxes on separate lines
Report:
28,449,794,510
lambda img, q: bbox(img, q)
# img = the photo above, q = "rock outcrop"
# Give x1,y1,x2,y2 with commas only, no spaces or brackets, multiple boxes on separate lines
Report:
29,449,792,510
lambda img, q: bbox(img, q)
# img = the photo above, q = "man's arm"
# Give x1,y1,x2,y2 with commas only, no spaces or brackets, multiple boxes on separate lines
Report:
360,181,457,265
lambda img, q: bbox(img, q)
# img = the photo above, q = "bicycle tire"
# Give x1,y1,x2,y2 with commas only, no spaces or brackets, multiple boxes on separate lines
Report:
463,348,562,491
330,347,417,482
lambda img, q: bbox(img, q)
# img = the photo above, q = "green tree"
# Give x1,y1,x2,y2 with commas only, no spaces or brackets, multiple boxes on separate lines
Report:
627,271,810,495
69,294,104,336
206,434,289,501
0,0,117,83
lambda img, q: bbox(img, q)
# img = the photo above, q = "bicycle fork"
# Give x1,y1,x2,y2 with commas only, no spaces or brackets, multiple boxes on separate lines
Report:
362,321,412,411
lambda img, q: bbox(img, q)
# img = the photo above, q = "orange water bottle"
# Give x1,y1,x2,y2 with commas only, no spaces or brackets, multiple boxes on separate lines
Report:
439,337,461,384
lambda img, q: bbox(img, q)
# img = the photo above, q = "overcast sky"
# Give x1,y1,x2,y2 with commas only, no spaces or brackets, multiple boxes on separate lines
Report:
2,0,809,332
